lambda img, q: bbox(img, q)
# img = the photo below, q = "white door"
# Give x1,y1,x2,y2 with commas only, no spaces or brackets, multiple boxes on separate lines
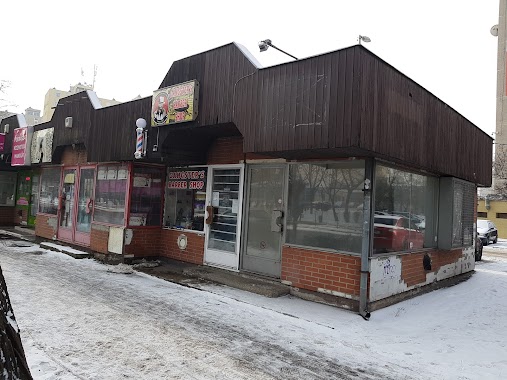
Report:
204,165,244,270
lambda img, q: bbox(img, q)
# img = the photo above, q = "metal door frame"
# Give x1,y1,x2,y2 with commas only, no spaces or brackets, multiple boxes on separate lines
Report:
240,163,287,277
203,164,245,271
73,165,96,246
57,166,79,243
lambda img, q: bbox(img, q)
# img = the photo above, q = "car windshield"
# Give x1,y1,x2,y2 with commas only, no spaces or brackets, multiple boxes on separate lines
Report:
374,217,397,226
477,220,488,228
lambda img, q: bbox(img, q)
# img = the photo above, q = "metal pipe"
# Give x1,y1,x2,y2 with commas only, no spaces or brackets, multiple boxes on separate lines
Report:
359,158,374,320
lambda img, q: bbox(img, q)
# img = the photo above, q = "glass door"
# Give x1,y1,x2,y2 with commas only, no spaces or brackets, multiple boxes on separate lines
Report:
16,171,31,226
204,165,244,270
74,167,95,246
57,168,77,242
28,173,40,227
242,165,286,278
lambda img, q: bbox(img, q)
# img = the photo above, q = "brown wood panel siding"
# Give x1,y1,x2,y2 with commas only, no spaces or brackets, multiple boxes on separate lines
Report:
88,97,151,162
234,45,491,185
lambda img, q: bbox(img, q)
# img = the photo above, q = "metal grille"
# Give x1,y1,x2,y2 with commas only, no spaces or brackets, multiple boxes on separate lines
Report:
452,179,475,248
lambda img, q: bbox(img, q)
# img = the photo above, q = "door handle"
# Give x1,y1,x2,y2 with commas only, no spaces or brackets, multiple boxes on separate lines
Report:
271,210,284,233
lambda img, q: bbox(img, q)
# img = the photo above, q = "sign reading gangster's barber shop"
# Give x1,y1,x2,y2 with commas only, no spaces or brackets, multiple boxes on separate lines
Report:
151,80,199,127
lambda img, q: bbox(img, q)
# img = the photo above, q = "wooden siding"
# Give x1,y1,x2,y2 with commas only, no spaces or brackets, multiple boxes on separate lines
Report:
234,45,492,186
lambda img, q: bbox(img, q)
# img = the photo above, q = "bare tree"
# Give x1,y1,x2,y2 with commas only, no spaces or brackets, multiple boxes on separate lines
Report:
493,145,507,195
0,80,16,110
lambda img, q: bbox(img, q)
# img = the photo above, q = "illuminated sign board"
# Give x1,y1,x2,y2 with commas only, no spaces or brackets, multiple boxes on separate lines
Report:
11,126,33,166
151,80,199,127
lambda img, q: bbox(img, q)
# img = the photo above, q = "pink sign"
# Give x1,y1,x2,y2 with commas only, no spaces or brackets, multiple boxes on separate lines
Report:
12,127,29,166
0,133,4,152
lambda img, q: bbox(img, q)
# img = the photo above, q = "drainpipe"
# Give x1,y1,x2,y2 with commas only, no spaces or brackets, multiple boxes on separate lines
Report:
359,159,374,320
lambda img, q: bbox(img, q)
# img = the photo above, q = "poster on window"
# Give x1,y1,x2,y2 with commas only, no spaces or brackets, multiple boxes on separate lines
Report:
107,167,118,180
97,168,107,180
30,127,54,164
133,174,152,187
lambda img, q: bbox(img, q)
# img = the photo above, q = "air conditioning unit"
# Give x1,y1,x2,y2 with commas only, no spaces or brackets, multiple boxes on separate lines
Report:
65,117,73,128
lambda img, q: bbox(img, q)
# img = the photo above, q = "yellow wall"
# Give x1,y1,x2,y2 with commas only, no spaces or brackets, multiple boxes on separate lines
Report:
477,199,507,238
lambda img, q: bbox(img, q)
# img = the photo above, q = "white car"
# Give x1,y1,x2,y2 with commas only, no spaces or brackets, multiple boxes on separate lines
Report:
477,219,498,245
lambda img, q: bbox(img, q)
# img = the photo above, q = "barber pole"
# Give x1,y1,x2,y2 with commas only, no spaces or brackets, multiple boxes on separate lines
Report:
134,118,147,159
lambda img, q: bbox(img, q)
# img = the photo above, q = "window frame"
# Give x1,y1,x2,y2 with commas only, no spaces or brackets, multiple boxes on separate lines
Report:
283,160,366,256
0,171,17,207
163,165,209,234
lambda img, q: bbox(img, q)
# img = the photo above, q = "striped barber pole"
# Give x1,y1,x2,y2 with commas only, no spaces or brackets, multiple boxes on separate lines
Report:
135,127,144,159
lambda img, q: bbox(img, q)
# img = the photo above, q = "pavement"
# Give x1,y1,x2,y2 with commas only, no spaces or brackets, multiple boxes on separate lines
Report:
0,226,290,299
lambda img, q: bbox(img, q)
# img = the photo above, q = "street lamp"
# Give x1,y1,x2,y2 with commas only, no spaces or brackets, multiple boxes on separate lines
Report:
258,39,298,60
358,35,371,45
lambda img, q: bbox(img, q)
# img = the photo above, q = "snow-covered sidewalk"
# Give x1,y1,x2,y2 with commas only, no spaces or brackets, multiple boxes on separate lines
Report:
0,239,506,379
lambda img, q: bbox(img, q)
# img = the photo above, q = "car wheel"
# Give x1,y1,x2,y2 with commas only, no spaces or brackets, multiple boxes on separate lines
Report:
483,238,488,246
493,236,498,244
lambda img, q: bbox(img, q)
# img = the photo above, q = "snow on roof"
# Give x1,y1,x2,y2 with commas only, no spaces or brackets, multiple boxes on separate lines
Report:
85,90,103,110
233,42,262,69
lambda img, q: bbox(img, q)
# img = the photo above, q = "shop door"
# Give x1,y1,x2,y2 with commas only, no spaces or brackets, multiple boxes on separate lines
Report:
57,168,77,242
74,167,95,246
16,171,32,225
241,165,286,278
204,165,244,270
28,173,40,227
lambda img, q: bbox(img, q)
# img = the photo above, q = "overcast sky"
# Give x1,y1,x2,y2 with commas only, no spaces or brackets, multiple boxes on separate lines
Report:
0,1,499,136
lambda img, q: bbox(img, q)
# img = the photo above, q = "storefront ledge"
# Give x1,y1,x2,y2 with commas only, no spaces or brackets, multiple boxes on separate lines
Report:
368,271,474,312
93,252,124,265
40,242,92,259
289,287,359,312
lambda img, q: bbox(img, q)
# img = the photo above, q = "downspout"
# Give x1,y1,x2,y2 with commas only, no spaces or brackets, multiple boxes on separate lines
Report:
359,158,374,320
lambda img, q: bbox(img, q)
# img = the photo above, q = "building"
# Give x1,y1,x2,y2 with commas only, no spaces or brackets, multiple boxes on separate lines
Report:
23,107,42,126
42,83,121,122
0,42,492,317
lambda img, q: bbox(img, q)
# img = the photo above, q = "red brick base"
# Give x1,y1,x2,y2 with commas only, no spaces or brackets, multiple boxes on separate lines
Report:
90,223,109,254
124,228,161,258
35,214,58,239
160,229,205,264
281,245,361,298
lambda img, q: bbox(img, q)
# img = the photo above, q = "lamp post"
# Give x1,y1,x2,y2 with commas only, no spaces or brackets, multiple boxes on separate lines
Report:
358,35,371,45
258,39,298,60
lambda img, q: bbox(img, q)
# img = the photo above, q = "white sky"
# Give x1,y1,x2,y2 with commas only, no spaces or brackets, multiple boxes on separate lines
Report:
0,0,500,136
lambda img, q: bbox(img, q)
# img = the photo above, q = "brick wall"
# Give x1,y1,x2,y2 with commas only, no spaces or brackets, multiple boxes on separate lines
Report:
207,137,244,165
124,228,161,258
90,223,109,254
401,249,463,288
160,229,205,264
281,245,361,298
61,146,88,165
35,214,57,239
0,207,16,226
14,207,28,225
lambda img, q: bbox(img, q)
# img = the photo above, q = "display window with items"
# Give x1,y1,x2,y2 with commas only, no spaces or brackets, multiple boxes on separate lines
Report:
129,165,165,227
93,163,129,225
0,172,16,207
38,167,61,215
164,167,207,231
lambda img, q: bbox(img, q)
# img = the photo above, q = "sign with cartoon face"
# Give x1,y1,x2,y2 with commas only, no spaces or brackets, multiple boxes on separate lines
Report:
151,80,199,126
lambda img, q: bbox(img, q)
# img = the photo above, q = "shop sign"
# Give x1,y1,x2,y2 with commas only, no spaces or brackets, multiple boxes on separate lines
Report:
151,80,199,127
167,169,206,190
0,133,5,152
11,126,33,166
31,127,54,164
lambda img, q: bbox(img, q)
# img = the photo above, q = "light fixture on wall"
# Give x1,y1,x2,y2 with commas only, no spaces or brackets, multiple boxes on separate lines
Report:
358,35,371,45
258,39,298,60
3,124,9,134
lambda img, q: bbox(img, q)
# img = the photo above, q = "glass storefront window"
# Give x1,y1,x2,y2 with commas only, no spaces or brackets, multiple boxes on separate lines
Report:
373,164,438,254
94,164,128,225
129,166,165,226
0,172,16,206
164,167,207,231
286,161,365,253
38,168,61,215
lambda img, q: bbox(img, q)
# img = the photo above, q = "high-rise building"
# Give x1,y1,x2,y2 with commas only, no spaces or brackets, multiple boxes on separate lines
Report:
42,83,121,122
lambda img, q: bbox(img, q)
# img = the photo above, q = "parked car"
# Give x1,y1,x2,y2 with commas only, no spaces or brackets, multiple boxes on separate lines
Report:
374,215,424,253
477,219,498,246
475,232,483,261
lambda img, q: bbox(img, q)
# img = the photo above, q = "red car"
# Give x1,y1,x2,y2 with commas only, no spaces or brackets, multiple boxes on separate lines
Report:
374,215,424,253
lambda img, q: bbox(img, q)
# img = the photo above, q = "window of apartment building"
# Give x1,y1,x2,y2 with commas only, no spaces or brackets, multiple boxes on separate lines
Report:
496,213,507,219
164,167,207,231
38,167,61,215
0,172,16,207
373,164,438,254
477,212,488,218
286,161,365,254
129,166,165,226
93,163,129,225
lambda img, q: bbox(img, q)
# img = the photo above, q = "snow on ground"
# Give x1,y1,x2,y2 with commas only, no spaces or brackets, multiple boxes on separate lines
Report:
0,238,506,380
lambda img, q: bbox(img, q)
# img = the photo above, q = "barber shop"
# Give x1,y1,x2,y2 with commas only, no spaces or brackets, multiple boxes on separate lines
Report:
0,42,492,313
